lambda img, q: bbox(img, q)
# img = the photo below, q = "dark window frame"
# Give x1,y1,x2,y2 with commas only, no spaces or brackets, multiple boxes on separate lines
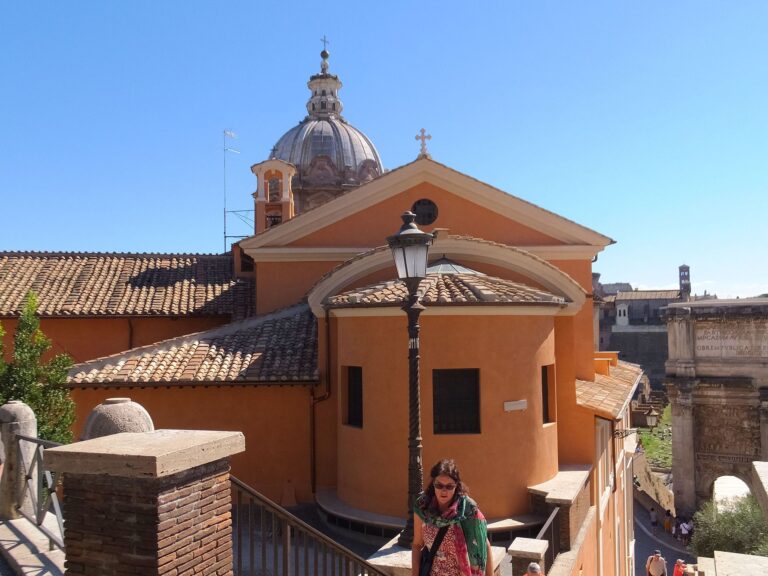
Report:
541,364,556,424
345,366,363,428
432,369,480,435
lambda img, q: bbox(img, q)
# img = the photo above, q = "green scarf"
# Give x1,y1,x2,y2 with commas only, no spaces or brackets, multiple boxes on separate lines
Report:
415,493,488,571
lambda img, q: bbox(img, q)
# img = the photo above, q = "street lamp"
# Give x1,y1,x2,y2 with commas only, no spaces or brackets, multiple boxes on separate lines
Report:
387,211,434,548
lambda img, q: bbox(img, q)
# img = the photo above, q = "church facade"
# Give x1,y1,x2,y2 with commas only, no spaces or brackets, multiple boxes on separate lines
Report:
1,51,640,575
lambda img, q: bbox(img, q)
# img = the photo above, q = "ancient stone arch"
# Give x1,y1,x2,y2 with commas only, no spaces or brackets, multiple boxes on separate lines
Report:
665,301,768,517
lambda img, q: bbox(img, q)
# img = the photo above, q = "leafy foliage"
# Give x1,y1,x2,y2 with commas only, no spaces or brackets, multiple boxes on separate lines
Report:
691,495,768,557
638,404,672,469
0,292,75,443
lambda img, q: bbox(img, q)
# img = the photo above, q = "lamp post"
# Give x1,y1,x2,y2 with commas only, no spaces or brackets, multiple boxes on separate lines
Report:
387,211,434,548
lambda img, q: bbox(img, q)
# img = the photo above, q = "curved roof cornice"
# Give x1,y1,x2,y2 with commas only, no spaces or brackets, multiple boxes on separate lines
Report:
306,236,587,317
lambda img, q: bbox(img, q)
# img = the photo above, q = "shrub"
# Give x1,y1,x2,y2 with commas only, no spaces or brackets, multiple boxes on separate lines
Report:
691,495,768,557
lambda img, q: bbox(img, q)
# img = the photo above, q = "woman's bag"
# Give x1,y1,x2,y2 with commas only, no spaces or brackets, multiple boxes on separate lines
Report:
419,526,449,576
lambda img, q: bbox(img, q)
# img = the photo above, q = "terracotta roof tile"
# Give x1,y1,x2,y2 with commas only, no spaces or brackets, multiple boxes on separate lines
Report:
68,303,317,387
327,272,566,307
575,361,643,419
0,252,253,318
614,290,680,301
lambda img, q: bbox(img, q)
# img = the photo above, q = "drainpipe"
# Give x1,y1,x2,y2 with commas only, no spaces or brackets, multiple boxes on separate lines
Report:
310,308,333,493
128,318,134,349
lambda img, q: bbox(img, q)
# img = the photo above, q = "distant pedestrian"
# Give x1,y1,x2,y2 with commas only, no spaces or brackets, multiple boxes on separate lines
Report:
673,559,686,576
649,507,659,532
646,550,667,576
674,518,682,541
680,519,692,546
664,509,672,533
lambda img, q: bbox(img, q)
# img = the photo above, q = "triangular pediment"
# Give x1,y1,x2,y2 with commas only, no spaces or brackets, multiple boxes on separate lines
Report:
239,157,613,253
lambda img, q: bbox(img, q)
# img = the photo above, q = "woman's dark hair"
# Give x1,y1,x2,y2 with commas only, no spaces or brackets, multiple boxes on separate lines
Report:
425,458,468,502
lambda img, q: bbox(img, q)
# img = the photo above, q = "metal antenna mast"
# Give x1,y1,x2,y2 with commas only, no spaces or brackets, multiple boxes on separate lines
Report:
223,130,240,252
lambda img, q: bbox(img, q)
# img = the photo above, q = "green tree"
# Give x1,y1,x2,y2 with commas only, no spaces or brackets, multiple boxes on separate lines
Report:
0,292,75,443
691,495,768,557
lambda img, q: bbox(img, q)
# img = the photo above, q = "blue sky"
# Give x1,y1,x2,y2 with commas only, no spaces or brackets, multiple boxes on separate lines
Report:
1,1,766,297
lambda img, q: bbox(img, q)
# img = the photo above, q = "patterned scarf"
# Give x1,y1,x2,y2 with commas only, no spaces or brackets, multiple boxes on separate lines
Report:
415,493,488,573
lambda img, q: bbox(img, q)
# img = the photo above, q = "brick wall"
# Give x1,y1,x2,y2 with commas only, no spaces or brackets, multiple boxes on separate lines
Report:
62,458,232,575
560,479,590,551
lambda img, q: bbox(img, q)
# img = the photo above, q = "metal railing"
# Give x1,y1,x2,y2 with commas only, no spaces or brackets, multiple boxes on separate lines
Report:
535,506,561,569
15,434,64,550
231,476,387,576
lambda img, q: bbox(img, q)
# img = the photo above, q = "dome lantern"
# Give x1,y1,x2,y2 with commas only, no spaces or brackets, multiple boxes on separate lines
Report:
269,48,383,215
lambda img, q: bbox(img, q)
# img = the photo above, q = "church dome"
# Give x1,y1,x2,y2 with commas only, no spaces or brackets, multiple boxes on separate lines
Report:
269,49,383,211
272,117,381,182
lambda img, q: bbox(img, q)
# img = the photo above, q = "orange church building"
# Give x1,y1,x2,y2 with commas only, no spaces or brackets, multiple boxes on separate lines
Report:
0,50,640,575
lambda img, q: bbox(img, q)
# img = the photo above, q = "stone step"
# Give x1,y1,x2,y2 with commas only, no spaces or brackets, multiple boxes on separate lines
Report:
0,519,64,576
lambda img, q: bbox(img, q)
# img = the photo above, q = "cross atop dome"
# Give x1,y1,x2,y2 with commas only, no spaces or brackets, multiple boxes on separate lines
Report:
306,46,343,119
320,35,330,74
415,128,432,159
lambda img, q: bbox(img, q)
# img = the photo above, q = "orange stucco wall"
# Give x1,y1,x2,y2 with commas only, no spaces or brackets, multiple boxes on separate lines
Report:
251,181,583,315
291,183,564,248
255,261,340,314
333,314,558,519
1,316,229,364
71,386,313,503
570,510,598,576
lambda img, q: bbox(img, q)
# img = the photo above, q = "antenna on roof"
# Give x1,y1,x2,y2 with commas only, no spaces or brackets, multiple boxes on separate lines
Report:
223,130,240,252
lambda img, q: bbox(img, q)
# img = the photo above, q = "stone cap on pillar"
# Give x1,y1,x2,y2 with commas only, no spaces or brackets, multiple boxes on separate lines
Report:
507,536,548,560
45,429,245,478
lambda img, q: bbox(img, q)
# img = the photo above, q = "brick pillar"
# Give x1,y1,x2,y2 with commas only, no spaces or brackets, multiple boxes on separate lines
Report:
45,429,245,576
507,537,547,575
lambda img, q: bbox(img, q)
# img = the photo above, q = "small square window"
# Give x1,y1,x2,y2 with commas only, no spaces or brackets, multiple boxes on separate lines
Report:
433,369,480,434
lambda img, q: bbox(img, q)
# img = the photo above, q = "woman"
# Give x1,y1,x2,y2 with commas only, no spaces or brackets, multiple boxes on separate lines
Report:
673,559,687,576
412,459,493,576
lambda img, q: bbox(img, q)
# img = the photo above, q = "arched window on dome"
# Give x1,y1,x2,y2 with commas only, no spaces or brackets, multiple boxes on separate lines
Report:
312,103,316,111
321,101,326,110
322,89,326,96
332,103,336,111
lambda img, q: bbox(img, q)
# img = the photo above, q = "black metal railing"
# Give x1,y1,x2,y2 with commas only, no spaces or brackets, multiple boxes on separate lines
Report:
535,506,561,569
231,477,387,576
15,434,64,550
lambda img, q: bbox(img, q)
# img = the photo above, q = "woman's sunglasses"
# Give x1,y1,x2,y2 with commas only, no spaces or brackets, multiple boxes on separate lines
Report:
433,481,457,491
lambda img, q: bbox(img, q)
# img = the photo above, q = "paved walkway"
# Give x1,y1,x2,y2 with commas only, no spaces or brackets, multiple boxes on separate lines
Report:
634,498,695,576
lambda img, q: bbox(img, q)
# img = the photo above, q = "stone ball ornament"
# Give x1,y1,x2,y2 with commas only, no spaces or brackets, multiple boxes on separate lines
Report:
81,397,155,440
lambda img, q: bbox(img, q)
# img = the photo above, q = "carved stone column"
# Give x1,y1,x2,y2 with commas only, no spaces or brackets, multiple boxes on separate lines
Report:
760,388,768,460
669,383,696,517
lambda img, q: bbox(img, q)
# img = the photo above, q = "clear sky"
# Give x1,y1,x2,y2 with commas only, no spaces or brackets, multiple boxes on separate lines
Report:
2,1,766,298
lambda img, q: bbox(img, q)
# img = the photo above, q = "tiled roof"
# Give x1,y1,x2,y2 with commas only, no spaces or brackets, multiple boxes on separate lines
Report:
575,361,643,419
68,303,317,386
602,294,616,303
0,252,254,318
615,290,680,301
309,235,586,300
326,273,566,307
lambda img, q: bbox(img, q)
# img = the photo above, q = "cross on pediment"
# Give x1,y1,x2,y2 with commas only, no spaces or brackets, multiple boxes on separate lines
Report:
415,128,431,158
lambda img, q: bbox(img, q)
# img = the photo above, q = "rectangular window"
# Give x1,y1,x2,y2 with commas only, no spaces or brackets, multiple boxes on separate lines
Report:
541,364,556,424
433,369,480,434
345,366,363,428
